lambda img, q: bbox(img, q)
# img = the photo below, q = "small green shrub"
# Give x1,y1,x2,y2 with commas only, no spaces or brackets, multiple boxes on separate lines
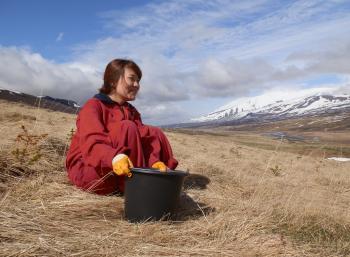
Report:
270,165,282,176
11,125,48,165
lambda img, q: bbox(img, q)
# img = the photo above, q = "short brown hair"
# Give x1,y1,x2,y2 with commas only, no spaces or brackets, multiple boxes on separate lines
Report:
99,59,142,94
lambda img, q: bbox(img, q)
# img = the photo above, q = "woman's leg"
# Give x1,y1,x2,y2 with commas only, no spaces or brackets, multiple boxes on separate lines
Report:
68,161,119,195
109,120,145,168
139,125,178,170
68,120,145,194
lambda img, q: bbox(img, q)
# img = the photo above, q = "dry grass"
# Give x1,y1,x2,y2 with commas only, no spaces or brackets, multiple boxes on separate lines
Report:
171,128,350,159
1,100,350,256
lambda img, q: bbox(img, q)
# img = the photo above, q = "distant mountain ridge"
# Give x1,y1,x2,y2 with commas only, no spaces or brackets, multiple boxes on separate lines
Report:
164,90,350,128
193,93,350,123
0,88,80,114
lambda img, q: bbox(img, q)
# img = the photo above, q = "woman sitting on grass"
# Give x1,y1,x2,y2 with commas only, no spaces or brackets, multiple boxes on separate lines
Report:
65,59,178,195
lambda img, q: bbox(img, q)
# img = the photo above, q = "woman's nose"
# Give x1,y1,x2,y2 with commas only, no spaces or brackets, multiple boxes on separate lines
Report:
134,81,140,88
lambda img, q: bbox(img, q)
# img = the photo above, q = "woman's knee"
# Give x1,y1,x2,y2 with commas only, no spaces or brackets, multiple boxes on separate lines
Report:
68,163,98,188
147,125,163,136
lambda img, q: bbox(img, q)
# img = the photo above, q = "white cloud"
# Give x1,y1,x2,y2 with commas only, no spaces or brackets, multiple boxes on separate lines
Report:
0,46,188,124
133,101,190,125
188,58,274,97
334,84,350,94
0,46,99,105
186,34,350,98
74,0,350,99
56,32,64,42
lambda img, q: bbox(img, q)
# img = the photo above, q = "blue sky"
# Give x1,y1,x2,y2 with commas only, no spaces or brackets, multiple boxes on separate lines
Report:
1,0,350,124
0,1,148,61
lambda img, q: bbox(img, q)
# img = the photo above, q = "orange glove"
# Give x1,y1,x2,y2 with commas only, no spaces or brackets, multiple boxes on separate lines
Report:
112,154,133,177
151,161,167,172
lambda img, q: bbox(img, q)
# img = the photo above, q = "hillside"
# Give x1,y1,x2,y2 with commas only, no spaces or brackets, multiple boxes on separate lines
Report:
188,91,350,129
1,99,350,256
0,88,80,114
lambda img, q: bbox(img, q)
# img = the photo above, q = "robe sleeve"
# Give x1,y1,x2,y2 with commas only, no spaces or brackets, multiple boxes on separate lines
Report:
77,101,130,169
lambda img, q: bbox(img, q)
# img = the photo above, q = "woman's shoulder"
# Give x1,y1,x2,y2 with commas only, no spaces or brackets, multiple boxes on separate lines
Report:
82,97,103,107
79,98,103,113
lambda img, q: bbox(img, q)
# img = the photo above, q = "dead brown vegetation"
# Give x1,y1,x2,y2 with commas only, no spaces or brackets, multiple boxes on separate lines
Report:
1,100,350,256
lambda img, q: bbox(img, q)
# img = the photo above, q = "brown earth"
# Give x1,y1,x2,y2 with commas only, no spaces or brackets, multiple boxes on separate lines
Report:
1,99,350,256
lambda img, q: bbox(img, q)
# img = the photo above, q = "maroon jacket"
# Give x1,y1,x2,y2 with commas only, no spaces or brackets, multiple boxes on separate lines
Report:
66,94,142,172
65,94,178,194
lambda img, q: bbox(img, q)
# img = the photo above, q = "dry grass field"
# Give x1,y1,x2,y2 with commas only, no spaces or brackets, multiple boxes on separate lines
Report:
1,99,350,256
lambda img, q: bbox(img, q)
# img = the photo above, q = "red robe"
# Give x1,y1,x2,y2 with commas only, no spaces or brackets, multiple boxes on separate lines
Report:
65,93,178,195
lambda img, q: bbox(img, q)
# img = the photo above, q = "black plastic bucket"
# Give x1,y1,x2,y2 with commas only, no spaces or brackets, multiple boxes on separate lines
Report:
124,168,188,222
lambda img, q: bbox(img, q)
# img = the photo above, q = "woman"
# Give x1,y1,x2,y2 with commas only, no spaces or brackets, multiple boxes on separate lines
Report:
65,59,178,195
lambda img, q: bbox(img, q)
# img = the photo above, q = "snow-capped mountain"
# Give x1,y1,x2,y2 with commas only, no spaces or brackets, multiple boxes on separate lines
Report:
192,89,350,124
0,88,80,114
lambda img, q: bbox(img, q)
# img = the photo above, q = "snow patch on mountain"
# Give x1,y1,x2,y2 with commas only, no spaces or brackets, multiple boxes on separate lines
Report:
192,87,350,123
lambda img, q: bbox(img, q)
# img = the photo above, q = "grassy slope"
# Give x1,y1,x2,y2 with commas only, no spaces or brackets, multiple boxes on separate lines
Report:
1,99,350,256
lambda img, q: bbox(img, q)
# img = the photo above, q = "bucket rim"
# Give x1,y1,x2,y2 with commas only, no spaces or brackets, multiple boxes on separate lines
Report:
130,168,189,177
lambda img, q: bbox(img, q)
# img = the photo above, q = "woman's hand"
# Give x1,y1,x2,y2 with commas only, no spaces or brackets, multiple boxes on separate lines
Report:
112,154,133,177
151,161,167,172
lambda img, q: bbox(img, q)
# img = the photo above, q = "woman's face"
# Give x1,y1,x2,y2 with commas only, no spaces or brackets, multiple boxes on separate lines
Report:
113,67,140,103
